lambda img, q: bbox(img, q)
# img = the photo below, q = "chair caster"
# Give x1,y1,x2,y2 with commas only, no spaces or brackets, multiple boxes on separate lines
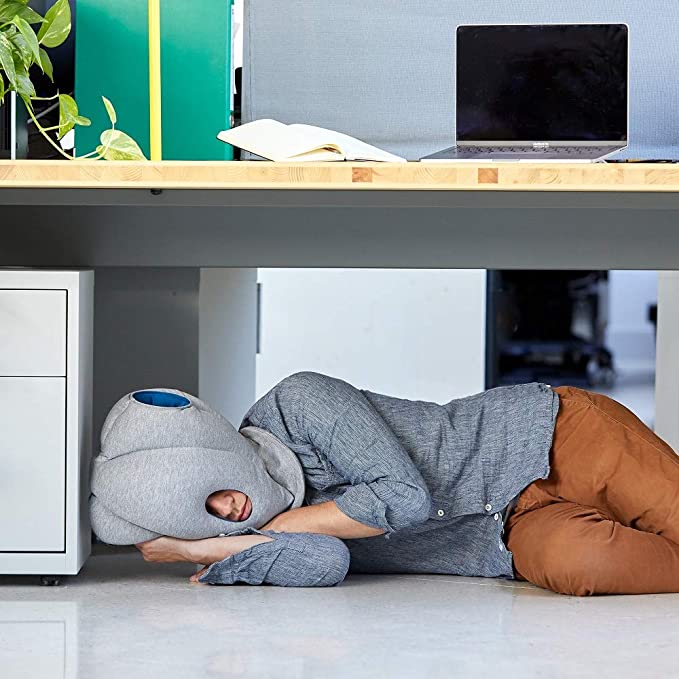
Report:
40,575,61,587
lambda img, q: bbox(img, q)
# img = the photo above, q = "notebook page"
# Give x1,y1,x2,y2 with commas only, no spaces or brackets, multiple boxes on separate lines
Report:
217,119,344,162
290,125,407,163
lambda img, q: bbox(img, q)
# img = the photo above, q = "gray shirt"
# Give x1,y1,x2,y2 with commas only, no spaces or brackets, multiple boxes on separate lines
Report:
199,371,559,587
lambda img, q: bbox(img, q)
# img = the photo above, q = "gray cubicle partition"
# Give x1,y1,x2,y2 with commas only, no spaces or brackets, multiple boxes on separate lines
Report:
243,0,679,160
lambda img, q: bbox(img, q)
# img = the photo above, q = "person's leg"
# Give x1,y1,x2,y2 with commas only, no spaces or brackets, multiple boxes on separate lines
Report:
531,386,679,545
506,500,679,595
504,385,679,595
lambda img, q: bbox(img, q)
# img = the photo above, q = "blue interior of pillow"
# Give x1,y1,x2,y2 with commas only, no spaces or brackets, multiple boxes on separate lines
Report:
133,391,191,408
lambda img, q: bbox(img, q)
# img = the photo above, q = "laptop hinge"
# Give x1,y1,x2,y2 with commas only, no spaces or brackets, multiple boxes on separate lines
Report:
532,142,550,150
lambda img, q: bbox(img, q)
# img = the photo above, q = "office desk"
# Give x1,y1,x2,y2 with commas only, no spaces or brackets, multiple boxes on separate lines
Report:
1,159,678,447
1,160,679,268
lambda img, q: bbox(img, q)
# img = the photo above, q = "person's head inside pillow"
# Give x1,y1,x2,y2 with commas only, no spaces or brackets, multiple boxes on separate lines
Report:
89,388,305,546
205,489,252,522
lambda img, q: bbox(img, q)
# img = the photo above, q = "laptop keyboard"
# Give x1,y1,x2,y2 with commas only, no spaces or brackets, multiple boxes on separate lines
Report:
462,145,616,156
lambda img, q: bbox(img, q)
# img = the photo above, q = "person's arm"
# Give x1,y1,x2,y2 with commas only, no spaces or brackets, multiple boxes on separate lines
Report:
136,530,351,587
136,534,274,564
260,499,385,539
245,371,432,535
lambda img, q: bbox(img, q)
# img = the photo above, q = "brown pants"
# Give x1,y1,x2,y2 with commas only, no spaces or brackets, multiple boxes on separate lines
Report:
505,385,679,596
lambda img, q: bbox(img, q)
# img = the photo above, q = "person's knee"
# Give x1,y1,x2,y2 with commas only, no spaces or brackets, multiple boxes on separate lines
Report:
509,504,622,596
540,524,616,597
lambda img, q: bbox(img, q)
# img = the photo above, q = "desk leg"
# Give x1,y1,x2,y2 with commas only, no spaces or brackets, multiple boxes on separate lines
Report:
655,272,679,453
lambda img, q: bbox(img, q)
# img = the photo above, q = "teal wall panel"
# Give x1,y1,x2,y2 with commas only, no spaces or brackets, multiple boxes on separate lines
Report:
75,1,234,160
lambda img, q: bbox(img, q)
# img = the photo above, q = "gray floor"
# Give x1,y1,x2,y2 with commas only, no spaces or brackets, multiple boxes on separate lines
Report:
2,362,673,679
2,548,679,679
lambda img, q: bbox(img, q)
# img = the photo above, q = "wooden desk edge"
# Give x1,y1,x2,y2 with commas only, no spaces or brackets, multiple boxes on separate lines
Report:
1,160,679,192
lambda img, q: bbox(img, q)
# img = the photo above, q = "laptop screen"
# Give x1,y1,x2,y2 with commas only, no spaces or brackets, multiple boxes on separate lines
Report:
456,24,628,143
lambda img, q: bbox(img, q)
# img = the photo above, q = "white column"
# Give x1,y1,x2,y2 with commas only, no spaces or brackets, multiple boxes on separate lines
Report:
655,272,679,452
199,268,258,425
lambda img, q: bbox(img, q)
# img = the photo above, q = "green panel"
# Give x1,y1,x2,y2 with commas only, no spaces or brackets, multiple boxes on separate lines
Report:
161,5,233,160
75,0,150,157
75,1,234,160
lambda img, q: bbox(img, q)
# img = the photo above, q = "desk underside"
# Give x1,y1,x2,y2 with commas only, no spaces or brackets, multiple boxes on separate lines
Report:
0,194,677,269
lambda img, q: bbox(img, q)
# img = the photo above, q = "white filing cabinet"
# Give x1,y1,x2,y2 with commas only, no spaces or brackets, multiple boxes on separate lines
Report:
0,270,93,583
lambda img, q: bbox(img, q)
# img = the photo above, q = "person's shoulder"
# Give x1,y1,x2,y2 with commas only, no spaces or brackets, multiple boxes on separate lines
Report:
276,370,347,393
275,372,365,410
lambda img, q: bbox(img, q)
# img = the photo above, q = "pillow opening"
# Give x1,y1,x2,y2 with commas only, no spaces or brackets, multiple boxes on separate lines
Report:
132,391,191,408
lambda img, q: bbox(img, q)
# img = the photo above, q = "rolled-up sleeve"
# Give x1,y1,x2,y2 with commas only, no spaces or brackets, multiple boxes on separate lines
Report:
247,372,432,534
198,529,350,587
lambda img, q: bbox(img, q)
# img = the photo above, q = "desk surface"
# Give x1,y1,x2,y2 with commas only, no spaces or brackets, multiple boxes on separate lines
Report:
2,159,679,192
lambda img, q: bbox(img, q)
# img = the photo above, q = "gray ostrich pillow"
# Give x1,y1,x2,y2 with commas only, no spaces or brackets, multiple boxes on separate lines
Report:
90,388,305,545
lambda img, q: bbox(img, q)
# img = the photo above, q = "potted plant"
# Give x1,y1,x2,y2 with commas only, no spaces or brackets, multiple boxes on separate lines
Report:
0,0,145,159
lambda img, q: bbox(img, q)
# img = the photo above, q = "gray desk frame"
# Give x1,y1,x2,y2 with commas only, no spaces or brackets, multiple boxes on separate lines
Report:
2,187,678,449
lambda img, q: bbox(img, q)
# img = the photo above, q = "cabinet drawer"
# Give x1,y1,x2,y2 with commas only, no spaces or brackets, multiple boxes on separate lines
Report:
0,378,66,552
0,290,67,376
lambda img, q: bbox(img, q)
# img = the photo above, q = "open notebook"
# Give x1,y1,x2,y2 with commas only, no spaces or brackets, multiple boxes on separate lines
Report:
217,119,406,163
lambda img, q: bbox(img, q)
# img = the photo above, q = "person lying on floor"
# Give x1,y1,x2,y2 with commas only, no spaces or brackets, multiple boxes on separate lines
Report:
91,371,679,597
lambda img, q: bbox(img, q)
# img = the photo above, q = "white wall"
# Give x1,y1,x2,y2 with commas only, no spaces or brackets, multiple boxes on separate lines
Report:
256,269,486,403
606,271,658,364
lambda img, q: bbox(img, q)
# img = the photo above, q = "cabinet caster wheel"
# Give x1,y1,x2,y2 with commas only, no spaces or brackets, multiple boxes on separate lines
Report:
40,575,61,587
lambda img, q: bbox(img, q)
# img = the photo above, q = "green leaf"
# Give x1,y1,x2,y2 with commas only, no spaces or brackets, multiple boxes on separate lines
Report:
38,47,52,80
37,0,70,48
17,5,44,25
55,93,90,139
11,54,34,96
0,32,17,88
57,92,79,138
14,68,34,97
0,1,26,23
20,8,44,24
8,31,32,69
97,129,147,161
101,96,116,125
12,15,39,64
0,2,42,25
0,71,5,103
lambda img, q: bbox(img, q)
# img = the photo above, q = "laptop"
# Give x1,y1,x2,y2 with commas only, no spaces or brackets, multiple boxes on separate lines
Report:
421,24,629,163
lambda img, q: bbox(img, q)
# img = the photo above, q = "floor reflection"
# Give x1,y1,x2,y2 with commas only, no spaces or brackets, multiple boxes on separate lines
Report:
0,602,78,679
1,531,678,678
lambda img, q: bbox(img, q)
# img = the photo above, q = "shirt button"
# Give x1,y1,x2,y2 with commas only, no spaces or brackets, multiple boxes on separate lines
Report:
499,544,505,552
494,513,499,521
485,504,493,512
437,509,445,517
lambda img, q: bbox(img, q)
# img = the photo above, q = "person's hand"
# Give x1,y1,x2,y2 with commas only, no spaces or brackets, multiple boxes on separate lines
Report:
189,566,209,583
135,536,193,563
